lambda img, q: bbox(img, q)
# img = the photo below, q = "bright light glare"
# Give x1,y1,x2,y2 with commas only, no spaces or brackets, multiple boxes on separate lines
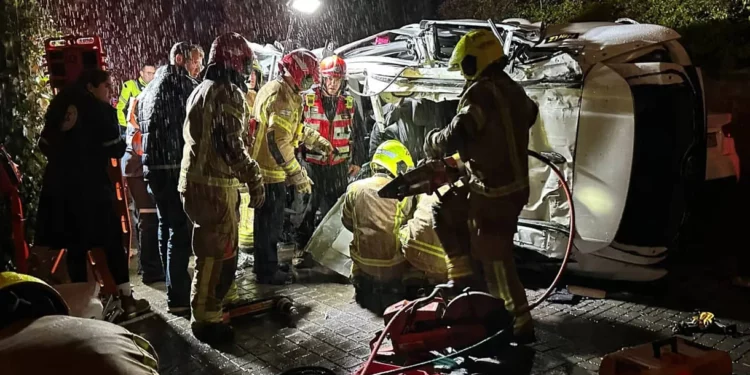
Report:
290,0,321,14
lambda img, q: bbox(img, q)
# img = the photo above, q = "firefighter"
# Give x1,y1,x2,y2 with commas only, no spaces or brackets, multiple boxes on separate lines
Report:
115,63,155,132
297,55,364,255
341,140,416,313
423,29,539,343
179,33,265,344
251,49,332,285
238,57,264,253
0,272,159,374
399,192,449,284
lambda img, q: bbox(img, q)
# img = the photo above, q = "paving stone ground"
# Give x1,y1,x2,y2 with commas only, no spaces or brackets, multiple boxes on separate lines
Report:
127,254,750,375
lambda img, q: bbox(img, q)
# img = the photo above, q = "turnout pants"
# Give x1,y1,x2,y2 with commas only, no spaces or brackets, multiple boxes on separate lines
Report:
126,176,164,281
433,185,532,336
253,183,286,277
181,184,240,324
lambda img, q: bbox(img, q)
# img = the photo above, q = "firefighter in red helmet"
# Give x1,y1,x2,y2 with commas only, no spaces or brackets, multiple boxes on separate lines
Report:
179,32,265,344
250,49,333,284
296,55,364,256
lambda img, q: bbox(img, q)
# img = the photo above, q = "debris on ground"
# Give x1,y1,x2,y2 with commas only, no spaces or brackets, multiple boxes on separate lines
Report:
567,285,607,299
547,288,582,304
673,311,739,337
234,252,254,278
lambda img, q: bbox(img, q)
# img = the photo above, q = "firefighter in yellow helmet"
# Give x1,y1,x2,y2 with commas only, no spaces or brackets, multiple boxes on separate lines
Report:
342,140,420,313
179,33,265,344
0,272,159,374
423,29,539,343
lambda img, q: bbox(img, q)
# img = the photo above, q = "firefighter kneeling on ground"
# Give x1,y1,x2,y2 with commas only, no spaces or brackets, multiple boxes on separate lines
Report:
179,32,265,344
423,29,539,344
343,140,449,314
0,272,159,374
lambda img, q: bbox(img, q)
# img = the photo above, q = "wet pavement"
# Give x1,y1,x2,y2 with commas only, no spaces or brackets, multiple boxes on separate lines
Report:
126,254,750,375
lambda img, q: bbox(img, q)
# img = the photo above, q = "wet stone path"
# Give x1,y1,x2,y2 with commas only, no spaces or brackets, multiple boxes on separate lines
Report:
128,264,750,375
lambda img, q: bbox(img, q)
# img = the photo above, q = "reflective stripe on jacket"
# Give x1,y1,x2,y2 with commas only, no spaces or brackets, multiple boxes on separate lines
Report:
429,62,538,198
251,80,303,184
341,174,413,282
302,88,354,166
179,80,247,189
399,193,448,281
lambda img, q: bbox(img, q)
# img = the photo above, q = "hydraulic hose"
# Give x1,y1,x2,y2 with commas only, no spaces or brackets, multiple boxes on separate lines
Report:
526,150,575,311
362,150,576,375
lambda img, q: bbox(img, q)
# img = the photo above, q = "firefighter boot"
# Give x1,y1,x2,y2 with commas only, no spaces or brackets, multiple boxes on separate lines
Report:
119,292,151,321
192,322,235,344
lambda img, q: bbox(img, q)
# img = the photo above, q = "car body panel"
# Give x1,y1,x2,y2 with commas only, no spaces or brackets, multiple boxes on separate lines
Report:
303,19,710,281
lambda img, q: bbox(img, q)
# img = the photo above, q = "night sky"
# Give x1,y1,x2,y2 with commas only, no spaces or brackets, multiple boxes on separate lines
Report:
42,0,441,83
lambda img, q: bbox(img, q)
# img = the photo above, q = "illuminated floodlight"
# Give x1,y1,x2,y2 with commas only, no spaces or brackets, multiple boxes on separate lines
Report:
289,0,321,14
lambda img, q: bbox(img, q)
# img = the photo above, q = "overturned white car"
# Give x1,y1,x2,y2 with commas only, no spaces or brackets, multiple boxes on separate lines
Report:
306,18,721,283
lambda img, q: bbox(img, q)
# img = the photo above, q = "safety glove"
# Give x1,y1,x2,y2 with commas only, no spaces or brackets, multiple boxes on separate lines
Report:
288,168,313,195
423,128,445,159
246,161,265,208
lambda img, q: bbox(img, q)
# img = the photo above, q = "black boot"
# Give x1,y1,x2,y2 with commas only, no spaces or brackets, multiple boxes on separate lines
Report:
256,269,292,285
192,322,235,344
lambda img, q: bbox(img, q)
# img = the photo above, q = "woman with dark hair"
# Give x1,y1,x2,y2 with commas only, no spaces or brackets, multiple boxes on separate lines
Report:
35,69,150,320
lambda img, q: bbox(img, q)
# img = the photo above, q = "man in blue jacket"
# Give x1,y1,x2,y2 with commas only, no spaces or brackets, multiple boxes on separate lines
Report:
137,42,200,314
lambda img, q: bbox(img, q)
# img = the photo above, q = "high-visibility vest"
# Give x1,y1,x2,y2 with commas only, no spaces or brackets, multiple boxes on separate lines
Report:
126,98,144,156
302,88,354,166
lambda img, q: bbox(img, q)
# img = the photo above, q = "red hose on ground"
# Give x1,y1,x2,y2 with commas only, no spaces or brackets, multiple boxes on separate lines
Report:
360,150,576,375
526,150,575,311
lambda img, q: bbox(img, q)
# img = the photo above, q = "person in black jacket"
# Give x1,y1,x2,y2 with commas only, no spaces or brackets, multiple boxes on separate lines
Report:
35,69,150,319
137,42,199,314
368,98,456,162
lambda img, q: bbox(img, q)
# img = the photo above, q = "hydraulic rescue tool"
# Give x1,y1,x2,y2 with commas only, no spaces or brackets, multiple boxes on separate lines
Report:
352,148,576,375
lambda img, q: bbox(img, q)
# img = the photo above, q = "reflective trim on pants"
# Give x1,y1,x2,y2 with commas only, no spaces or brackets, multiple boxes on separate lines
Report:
182,184,240,323
483,260,532,336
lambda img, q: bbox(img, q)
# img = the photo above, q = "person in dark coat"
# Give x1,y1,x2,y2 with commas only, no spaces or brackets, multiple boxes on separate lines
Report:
34,69,150,319
137,42,199,314
368,98,456,162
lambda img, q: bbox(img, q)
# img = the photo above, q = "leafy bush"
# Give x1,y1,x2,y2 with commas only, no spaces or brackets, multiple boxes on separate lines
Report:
1,0,58,266
439,0,750,74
